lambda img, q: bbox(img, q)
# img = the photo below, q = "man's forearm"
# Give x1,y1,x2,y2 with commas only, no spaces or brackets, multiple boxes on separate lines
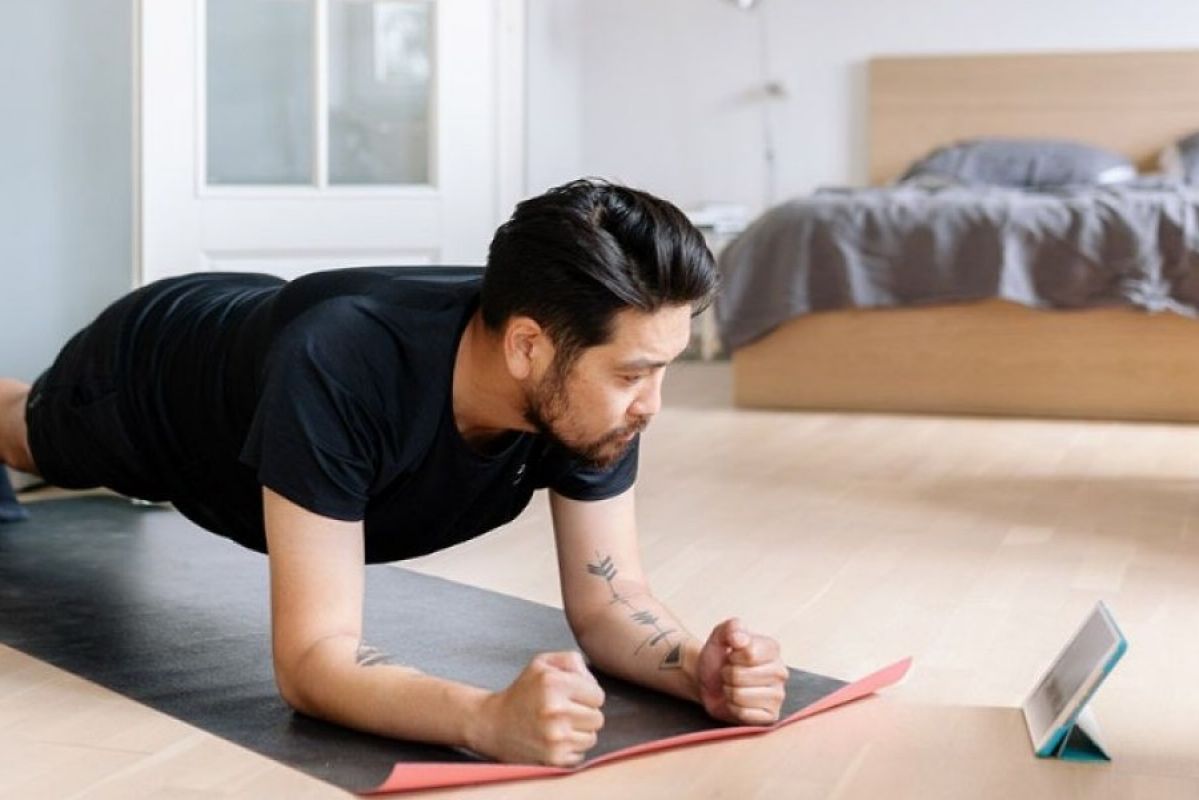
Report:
282,634,492,751
571,553,704,702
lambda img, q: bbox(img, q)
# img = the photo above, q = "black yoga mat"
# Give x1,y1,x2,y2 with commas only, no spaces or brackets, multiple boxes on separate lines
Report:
0,497,845,793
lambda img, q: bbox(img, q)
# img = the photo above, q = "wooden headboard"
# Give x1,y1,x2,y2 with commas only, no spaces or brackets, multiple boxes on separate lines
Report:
868,50,1199,185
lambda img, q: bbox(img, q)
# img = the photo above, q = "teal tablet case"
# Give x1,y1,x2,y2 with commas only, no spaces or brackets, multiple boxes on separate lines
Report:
1042,706,1110,762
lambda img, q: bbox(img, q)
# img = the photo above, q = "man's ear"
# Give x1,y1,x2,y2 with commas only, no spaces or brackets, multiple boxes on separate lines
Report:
502,316,552,380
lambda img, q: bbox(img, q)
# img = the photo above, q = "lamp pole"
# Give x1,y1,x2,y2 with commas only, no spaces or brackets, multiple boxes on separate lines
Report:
726,0,783,210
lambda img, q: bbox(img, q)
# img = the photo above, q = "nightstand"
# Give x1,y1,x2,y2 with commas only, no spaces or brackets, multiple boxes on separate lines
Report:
685,204,751,360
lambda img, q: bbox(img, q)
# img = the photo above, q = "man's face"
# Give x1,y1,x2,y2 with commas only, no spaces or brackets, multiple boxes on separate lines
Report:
524,304,693,468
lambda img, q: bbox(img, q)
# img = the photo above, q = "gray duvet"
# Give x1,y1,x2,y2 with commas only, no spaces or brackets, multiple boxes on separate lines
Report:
715,179,1199,351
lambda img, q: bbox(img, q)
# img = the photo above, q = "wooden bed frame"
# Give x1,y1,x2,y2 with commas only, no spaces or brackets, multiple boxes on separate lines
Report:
733,50,1199,422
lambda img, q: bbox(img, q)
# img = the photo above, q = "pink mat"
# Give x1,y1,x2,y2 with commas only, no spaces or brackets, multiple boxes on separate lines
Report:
367,657,912,795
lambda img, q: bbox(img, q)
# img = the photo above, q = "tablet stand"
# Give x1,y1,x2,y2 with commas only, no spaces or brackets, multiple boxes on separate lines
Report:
1044,706,1110,762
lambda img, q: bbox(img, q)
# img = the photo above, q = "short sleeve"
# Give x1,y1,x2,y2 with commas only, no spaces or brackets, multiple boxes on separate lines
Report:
548,436,640,501
240,311,393,521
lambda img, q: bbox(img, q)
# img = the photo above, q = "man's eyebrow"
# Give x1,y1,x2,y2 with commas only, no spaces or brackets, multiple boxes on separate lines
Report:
616,358,669,370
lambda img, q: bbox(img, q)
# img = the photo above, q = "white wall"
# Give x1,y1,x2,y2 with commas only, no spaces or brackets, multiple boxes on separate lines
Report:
527,0,1199,216
0,1,132,382
525,0,584,194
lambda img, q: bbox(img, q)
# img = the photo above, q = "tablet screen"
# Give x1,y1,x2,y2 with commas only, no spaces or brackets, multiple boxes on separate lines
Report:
1024,605,1121,745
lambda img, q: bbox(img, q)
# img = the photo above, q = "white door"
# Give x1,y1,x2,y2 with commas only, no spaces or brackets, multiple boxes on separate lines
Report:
137,0,524,283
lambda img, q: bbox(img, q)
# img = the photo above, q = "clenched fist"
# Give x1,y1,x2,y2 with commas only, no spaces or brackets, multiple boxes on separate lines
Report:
696,618,788,725
474,651,605,766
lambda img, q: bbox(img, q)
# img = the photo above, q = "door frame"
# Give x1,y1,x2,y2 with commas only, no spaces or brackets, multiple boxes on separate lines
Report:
131,0,526,286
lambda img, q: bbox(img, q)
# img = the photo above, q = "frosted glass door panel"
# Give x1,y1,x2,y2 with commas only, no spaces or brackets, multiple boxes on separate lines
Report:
328,0,433,185
207,0,314,185
143,0,514,284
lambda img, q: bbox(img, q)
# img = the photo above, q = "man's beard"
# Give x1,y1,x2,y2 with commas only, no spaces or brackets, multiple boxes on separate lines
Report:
523,365,647,469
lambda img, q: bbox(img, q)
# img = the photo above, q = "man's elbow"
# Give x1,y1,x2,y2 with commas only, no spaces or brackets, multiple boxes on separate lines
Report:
272,641,336,716
274,657,315,714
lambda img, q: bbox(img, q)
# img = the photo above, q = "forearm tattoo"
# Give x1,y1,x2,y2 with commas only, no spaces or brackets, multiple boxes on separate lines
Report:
355,642,395,667
586,552,685,670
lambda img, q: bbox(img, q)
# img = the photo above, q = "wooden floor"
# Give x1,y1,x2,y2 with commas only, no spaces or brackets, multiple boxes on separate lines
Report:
4,361,1199,798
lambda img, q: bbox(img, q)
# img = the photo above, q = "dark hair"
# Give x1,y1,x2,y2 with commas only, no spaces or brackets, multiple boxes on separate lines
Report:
480,178,718,365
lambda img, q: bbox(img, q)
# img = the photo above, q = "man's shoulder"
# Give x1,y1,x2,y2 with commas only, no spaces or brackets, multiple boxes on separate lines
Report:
281,269,478,340
264,271,476,418
276,266,481,318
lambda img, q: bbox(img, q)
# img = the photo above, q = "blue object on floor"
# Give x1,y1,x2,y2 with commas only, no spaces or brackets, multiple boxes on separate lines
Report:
0,470,29,522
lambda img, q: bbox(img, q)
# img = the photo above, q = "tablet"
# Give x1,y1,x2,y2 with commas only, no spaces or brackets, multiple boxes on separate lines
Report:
1021,601,1127,757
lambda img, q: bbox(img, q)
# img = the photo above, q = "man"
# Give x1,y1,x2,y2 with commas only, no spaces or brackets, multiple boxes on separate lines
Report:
0,179,787,766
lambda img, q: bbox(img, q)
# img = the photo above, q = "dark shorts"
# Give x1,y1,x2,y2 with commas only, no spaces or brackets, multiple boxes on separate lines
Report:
25,289,169,501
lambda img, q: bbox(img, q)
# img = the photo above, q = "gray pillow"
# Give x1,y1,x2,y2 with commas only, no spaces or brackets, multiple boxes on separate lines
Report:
1158,132,1199,184
900,138,1136,188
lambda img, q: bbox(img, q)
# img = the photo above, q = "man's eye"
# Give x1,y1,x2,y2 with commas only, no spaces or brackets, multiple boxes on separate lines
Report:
622,374,644,385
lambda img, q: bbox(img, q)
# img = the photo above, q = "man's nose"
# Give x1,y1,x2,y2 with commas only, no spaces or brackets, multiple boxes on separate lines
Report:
631,374,663,418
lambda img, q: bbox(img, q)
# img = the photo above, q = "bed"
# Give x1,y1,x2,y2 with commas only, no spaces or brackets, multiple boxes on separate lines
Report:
721,50,1199,422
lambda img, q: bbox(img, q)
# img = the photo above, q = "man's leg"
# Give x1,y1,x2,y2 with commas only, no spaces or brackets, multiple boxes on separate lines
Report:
0,378,37,522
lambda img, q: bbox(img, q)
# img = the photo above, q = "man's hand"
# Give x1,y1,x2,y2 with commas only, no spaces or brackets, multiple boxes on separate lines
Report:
473,651,605,766
695,618,788,725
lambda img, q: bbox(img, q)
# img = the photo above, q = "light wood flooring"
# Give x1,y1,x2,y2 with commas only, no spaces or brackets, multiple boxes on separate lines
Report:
3,361,1199,798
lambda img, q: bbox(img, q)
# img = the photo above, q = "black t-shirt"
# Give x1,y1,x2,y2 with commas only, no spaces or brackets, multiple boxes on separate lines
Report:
117,267,638,563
